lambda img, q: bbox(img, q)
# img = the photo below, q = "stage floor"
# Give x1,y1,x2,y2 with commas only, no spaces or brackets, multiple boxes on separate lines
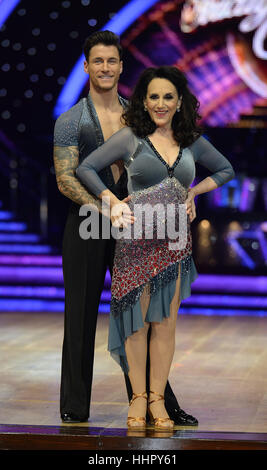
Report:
0,311,267,450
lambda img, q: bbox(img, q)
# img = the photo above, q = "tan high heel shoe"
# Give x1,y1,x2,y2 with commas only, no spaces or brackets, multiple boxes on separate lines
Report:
127,391,147,429
148,391,174,430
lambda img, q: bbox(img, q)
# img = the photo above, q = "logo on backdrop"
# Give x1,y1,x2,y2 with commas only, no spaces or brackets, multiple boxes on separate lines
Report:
180,0,267,97
180,0,267,60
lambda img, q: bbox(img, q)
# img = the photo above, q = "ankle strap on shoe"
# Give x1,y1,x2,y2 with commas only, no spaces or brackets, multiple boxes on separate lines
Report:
129,391,147,406
149,391,164,405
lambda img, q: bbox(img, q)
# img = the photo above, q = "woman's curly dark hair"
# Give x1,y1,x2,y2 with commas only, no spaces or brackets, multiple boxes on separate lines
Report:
122,66,202,147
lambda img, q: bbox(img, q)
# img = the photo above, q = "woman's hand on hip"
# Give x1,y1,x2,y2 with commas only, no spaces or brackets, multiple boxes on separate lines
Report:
111,197,135,228
185,187,196,223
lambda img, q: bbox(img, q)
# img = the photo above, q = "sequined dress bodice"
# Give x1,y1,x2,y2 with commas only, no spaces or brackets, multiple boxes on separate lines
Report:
76,127,235,197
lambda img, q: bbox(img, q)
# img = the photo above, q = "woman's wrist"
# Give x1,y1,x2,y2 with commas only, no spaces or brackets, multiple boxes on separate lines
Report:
189,177,218,198
188,186,197,197
100,189,120,209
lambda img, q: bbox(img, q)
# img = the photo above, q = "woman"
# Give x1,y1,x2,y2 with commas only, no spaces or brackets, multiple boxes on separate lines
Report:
76,66,235,430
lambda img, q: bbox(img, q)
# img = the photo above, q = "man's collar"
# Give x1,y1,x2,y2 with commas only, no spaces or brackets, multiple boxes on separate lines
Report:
88,91,127,108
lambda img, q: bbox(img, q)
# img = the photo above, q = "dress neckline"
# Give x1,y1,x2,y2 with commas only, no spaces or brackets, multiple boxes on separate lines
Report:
144,137,183,177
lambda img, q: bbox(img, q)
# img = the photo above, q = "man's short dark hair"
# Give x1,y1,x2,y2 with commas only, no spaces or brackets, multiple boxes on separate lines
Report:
83,30,123,61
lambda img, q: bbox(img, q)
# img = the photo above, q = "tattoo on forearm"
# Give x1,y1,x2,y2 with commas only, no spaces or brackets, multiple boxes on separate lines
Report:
53,145,102,211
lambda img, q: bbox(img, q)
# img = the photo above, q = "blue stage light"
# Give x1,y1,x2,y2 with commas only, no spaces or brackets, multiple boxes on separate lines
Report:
0,221,27,231
53,0,158,117
0,244,53,253
0,299,266,315
0,0,20,28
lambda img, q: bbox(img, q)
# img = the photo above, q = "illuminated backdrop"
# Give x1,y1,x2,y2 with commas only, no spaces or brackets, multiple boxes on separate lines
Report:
117,0,267,127
1,0,267,141
0,0,266,314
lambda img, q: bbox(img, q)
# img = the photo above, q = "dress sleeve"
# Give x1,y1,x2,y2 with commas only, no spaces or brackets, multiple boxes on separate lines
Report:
189,136,235,186
76,127,136,196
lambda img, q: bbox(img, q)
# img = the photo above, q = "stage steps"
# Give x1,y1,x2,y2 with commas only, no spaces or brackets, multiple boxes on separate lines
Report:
0,201,63,312
0,202,266,315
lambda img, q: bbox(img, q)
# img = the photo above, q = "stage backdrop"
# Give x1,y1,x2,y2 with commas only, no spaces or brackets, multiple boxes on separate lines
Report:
0,0,267,275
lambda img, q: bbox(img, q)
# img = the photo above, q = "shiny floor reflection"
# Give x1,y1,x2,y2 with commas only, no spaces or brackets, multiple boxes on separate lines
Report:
0,312,267,434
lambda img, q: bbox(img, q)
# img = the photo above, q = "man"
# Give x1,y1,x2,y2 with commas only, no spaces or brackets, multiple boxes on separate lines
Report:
53,30,197,425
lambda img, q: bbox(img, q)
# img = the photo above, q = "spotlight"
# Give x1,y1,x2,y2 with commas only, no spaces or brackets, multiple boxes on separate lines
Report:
17,123,26,132
16,63,26,71
1,39,10,47
45,68,54,77
57,77,66,85
30,74,39,82
17,8,26,16
1,63,10,71
200,219,210,230
12,42,22,51
27,47,37,56
47,43,56,51
69,31,79,39
44,93,53,102
1,110,11,119
24,90,33,98
88,19,97,26
32,28,40,36
49,12,59,20
228,221,242,231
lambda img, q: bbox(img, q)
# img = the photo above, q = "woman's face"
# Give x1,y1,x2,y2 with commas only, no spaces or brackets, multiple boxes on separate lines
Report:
144,78,181,129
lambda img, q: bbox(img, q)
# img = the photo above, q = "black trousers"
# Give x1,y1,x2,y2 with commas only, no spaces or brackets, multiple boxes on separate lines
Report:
60,206,179,418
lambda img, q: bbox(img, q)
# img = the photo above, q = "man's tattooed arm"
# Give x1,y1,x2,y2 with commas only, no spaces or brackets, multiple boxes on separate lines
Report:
53,145,102,211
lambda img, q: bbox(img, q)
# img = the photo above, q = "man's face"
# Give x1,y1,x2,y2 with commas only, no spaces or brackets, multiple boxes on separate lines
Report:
84,44,123,91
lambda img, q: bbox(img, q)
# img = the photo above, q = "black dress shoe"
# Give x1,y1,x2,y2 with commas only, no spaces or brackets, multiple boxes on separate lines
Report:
166,407,198,426
61,412,88,423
